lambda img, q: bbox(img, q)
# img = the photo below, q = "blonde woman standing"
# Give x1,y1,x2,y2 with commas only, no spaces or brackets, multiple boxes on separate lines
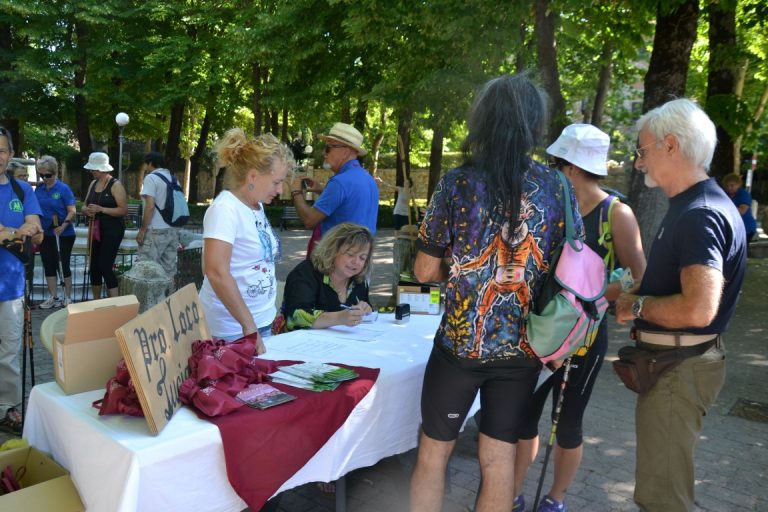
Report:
199,129,294,352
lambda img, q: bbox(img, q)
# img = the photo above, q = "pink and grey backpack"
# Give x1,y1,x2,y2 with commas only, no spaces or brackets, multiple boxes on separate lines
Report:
525,171,608,363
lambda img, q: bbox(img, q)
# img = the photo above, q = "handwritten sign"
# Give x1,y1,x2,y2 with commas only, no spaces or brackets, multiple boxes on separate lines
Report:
115,284,211,434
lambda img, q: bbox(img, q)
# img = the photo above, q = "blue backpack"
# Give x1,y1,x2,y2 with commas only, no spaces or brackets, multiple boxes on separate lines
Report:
151,172,189,227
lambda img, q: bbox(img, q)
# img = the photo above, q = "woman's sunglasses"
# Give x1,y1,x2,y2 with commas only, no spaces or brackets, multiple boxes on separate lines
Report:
40,173,55,179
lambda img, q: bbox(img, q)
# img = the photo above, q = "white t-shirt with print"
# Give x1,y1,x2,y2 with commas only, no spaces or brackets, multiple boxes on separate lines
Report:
199,191,279,339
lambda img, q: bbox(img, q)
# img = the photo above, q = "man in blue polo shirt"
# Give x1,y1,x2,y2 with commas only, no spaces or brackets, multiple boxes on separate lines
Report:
289,123,379,254
0,126,43,434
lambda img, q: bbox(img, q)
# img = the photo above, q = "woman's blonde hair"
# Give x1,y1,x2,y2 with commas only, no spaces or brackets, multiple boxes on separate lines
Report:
311,223,374,283
216,128,295,189
37,155,59,175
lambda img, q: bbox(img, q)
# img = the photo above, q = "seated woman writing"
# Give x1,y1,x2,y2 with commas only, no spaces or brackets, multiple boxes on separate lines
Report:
282,222,374,330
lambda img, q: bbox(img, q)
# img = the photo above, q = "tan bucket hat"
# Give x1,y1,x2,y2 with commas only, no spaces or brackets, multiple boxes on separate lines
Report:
319,123,367,156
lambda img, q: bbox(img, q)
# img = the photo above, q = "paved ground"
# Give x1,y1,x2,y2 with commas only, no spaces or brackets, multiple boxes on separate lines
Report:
3,228,767,511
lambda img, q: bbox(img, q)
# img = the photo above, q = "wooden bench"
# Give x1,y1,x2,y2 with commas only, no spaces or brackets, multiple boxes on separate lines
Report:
279,206,302,231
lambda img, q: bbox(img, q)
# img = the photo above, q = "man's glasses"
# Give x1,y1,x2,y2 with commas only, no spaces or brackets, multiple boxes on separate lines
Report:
324,144,347,153
634,141,657,160
40,173,54,179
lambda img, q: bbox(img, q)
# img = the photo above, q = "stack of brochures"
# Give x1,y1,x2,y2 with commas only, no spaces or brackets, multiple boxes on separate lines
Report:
270,362,359,392
236,383,296,409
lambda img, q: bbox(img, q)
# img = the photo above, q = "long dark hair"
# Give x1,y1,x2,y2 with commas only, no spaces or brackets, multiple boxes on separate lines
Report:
461,73,548,235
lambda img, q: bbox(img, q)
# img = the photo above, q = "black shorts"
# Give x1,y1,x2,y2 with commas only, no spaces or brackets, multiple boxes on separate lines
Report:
420,346,540,443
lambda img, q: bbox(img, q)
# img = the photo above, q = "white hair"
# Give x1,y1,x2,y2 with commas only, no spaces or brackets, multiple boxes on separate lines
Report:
635,98,717,171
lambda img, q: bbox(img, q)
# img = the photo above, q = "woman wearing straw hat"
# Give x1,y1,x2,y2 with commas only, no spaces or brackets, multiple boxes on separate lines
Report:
82,151,127,299
513,124,646,512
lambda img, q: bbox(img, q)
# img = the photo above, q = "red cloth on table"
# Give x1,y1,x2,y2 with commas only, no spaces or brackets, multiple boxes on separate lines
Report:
207,363,379,511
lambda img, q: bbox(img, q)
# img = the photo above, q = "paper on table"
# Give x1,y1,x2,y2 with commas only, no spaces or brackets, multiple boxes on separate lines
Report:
310,321,393,342
267,335,348,358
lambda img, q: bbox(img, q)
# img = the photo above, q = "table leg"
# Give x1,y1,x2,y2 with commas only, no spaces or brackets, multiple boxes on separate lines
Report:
335,476,347,512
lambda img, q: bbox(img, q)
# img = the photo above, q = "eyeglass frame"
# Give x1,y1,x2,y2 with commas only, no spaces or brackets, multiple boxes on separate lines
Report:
39,173,55,179
324,144,348,153
634,141,659,160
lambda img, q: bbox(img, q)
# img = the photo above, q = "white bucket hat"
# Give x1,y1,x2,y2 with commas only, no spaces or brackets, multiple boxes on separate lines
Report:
83,152,114,172
319,122,367,156
546,124,610,176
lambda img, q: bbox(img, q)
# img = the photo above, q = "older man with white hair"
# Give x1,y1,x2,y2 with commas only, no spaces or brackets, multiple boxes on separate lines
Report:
615,99,747,512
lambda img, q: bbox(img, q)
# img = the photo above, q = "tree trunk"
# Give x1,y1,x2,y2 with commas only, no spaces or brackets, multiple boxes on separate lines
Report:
370,109,387,175
427,126,444,200
280,108,288,142
0,22,21,151
396,111,413,186
165,101,185,174
340,97,351,124
252,63,262,136
270,109,279,136
628,0,699,257
706,0,738,179
189,101,214,204
73,19,93,198
535,0,567,144
353,99,368,133
591,43,613,128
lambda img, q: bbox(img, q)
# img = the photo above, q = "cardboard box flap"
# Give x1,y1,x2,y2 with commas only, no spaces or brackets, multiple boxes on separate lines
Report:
63,295,139,343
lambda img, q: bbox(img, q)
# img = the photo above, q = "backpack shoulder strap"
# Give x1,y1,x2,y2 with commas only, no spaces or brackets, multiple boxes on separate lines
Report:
6,171,24,203
597,195,620,273
151,171,171,184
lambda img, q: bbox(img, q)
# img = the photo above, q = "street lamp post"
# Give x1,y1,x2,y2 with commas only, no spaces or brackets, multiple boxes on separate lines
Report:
115,112,130,183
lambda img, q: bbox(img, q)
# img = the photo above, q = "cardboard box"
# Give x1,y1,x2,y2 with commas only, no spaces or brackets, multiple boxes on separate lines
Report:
0,447,84,511
54,295,140,395
396,284,441,314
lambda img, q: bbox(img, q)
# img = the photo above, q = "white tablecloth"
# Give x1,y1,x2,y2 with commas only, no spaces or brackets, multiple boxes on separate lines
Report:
24,314,477,512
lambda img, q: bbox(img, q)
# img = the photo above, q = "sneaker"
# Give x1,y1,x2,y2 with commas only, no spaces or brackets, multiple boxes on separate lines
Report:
0,407,22,435
513,494,526,512
538,495,566,512
62,297,74,307
39,296,61,309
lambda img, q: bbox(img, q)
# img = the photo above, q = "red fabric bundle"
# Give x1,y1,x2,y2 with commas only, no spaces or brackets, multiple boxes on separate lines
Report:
92,359,144,417
179,334,282,417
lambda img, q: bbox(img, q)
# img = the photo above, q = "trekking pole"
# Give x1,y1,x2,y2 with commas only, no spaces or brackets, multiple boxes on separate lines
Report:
53,215,67,303
20,268,36,430
82,215,94,301
533,358,573,511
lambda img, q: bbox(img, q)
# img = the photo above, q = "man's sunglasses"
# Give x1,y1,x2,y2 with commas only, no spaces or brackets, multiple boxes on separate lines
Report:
40,173,55,179
324,144,347,153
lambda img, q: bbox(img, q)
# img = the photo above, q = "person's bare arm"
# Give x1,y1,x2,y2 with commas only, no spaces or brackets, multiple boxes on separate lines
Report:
615,264,723,327
137,195,156,245
414,251,448,283
604,202,646,302
203,238,265,353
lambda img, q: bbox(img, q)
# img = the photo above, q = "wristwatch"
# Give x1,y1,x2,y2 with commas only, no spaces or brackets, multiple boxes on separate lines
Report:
632,296,647,319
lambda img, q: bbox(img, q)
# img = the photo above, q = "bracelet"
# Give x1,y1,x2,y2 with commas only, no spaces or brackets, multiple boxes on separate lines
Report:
291,190,303,198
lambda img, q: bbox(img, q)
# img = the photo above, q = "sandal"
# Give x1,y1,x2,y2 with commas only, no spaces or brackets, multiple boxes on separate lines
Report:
0,408,22,435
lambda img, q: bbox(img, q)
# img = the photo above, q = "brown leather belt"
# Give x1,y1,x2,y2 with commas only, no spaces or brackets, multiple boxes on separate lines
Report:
631,328,719,347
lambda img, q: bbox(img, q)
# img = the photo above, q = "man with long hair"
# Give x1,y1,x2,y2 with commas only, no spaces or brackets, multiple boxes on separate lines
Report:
409,74,582,512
